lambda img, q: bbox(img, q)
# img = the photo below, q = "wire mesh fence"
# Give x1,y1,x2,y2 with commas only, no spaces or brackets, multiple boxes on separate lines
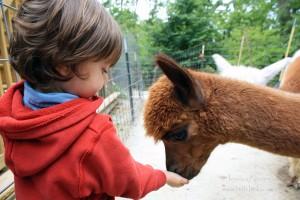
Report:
140,42,296,93
99,34,146,142
169,43,291,72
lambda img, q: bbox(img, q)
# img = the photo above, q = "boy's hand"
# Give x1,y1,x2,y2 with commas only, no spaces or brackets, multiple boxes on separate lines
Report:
163,171,189,187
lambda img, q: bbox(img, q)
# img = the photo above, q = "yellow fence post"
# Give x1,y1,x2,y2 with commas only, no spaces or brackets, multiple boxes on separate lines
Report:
280,19,297,81
237,33,245,66
0,14,13,88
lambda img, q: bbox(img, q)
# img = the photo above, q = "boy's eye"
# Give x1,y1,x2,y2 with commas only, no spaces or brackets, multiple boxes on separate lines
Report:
102,68,108,74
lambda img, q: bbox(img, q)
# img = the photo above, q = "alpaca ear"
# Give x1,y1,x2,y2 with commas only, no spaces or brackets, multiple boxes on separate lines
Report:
261,57,291,82
155,53,205,109
212,54,232,72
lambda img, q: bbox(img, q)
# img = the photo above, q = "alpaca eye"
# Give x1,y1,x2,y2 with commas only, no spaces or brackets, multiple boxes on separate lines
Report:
163,128,188,142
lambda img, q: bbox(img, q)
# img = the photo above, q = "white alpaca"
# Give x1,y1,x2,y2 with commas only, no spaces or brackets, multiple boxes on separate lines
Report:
212,54,291,85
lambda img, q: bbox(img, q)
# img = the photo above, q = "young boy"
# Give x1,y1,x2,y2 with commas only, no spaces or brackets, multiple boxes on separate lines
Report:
0,0,188,199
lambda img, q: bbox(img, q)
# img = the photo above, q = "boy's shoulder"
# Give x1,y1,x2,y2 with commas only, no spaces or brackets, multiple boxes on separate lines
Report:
88,113,115,136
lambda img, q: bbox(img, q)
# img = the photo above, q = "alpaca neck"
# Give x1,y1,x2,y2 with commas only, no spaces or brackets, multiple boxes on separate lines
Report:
206,75,300,158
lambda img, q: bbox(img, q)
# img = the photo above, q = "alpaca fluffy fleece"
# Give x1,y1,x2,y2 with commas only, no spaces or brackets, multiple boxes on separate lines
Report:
212,54,291,85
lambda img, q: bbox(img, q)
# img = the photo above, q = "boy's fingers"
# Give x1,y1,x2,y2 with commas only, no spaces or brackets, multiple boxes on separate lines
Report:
180,178,188,185
174,173,189,184
182,178,189,184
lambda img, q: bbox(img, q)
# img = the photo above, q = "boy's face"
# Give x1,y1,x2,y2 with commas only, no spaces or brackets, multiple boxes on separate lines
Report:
58,59,110,98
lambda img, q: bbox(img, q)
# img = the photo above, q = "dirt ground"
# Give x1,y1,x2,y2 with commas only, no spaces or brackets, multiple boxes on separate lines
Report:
117,114,300,200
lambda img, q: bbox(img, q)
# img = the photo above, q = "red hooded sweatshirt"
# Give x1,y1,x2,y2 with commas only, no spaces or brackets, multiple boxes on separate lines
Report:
0,82,166,200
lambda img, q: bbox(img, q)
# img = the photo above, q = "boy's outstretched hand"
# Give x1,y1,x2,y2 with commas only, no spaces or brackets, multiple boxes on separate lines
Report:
163,171,189,187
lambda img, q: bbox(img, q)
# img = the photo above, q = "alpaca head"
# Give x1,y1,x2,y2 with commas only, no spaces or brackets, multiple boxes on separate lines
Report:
212,54,290,85
144,54,222,180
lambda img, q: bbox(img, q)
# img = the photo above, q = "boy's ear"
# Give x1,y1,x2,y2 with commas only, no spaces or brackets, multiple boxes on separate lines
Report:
155,53,205,109
55,65,71,77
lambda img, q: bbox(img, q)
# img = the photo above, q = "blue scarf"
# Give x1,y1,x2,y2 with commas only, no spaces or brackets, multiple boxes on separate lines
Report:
23,81,78,110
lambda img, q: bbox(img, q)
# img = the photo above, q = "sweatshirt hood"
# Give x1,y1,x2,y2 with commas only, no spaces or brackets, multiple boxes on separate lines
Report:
0,82,103,177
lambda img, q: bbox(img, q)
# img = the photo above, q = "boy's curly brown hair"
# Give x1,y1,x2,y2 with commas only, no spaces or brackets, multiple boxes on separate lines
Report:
9,0,123,91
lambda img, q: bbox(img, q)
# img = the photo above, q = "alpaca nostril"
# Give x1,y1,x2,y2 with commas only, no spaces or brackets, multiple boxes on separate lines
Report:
173,168,179,174
167,165,178,173
185,168,200,180
167,165,188,178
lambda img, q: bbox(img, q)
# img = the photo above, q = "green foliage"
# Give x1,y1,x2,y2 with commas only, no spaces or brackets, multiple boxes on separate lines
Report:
151,0,221,54
102,1,165,60
209,0,299,69
221,27,284,68
101,0,300,79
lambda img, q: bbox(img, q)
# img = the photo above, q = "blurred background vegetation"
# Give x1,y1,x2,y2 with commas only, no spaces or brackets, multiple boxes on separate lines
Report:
101,0,300,75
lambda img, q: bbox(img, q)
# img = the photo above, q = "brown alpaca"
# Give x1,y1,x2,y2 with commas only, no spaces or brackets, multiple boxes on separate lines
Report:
280,50,300,188
144,53,300,180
